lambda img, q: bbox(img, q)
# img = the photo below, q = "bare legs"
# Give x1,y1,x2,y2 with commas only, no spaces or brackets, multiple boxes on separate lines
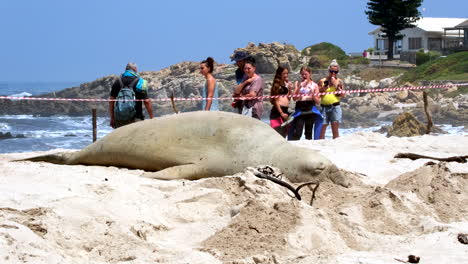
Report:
319,121,340,139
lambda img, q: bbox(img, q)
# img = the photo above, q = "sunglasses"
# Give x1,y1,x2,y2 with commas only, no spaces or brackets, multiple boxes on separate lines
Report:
329,70,339,74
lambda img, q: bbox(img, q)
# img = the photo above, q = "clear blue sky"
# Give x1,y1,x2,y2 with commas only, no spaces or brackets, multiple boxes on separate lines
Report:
1,0,467,82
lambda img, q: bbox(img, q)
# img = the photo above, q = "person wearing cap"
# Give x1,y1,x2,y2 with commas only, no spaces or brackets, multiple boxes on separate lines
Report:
231,51,251,113
109,62,154,128
318,59,345,139
231,51,251,84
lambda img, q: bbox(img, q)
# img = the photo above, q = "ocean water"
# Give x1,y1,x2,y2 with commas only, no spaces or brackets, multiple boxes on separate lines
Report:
0,82,467,153
0,81,82,97
0,115,113,153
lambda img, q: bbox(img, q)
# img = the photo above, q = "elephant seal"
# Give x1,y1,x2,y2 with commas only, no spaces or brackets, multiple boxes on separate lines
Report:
22,111,337,183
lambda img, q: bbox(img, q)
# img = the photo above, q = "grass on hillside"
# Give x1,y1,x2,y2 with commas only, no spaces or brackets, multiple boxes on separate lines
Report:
401,51,468,82
400,51,468,97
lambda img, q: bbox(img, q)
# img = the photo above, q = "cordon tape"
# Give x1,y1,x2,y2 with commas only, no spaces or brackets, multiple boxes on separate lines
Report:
0,83,467,102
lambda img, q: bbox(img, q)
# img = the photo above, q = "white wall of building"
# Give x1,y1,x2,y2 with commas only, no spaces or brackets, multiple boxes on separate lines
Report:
372,27,444,53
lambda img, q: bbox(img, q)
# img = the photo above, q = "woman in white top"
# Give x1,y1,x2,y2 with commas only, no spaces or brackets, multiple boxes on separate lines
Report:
290,66,322,140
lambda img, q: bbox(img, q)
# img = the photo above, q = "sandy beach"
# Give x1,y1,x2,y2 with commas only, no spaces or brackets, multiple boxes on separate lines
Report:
1,132,467,264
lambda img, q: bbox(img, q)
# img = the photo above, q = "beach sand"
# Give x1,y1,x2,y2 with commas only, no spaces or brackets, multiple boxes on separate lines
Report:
0,132,467,264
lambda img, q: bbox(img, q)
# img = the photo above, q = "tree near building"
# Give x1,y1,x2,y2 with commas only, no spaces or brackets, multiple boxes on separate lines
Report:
365,0,423,60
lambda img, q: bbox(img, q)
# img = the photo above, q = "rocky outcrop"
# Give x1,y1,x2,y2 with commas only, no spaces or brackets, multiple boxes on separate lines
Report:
232,42,301,73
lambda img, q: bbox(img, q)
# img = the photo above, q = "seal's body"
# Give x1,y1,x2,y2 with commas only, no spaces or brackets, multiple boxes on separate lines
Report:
24,111,333,182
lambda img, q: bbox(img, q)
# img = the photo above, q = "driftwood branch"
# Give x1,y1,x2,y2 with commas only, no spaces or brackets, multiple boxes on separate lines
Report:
423,91,433,134
253,172,302,200
170,91,179,114
394,153,468,163
253,171,321,205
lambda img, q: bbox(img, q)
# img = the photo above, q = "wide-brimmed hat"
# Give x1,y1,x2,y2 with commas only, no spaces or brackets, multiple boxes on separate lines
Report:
231,51,250,62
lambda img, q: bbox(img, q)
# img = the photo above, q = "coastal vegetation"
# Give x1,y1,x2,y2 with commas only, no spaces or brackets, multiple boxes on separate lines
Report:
302,42,369,69
401,51,468,96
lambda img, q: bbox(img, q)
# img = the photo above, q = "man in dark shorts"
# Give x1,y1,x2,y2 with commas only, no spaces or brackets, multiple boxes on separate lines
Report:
109,62,153,128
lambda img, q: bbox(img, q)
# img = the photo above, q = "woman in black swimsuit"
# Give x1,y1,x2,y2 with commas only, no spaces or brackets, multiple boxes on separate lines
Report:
269,66,292,137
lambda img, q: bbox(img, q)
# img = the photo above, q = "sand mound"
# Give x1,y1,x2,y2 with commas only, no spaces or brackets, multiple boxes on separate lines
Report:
201,200,300,261
386,163,468,223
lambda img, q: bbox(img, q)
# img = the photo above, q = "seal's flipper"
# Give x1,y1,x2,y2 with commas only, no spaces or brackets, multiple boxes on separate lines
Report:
142,164,213,180
15,152,74,165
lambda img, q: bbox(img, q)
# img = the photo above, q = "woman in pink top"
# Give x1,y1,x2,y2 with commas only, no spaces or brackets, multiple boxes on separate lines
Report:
290,66,322,140
234,57,264,119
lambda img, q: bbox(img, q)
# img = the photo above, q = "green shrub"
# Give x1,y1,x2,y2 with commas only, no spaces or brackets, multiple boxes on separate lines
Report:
302,42,347,61
416,49,442,65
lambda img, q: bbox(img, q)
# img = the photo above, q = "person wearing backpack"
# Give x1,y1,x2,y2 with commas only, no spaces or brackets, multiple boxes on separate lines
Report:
109,62,154,128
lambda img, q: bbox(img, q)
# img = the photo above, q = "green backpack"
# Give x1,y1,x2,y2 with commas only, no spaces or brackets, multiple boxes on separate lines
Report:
114,77,138,121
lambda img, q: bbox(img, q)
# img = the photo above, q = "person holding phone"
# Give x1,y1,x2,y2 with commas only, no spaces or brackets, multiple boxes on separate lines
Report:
318,59,345,139
290,66,322,140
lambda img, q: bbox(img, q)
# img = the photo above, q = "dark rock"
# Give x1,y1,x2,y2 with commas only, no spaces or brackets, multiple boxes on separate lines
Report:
0,132,26,140
408,255,420,263
458,233,468,244
0,132,13,139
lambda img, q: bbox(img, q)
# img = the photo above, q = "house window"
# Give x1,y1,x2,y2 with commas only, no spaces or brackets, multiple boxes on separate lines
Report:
428,38,442,50
395,39,402,54
376,39,388,50
409,37,422,49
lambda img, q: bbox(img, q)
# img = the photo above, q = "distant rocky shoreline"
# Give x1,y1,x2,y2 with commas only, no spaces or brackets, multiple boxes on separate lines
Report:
0,42,467,130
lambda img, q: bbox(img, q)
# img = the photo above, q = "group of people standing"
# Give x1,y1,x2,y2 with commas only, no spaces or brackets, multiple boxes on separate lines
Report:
226,51,345,140
108,52,345,140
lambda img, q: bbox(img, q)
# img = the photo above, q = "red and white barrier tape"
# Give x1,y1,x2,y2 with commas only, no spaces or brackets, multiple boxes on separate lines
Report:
0,83,467,102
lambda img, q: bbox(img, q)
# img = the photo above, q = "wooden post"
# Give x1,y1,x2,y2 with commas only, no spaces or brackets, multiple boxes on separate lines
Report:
92,108,97,142
423,91,433,134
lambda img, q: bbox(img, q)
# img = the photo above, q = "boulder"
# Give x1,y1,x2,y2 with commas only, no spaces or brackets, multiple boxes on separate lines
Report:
387,112,427,137
379,77,394,88
407,91,422,102
395,90,409,101
367,80,379,89
445,83,458,93
232,42,301,74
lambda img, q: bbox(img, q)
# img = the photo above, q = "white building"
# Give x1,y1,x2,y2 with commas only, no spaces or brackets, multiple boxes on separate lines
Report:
368,17,468,61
